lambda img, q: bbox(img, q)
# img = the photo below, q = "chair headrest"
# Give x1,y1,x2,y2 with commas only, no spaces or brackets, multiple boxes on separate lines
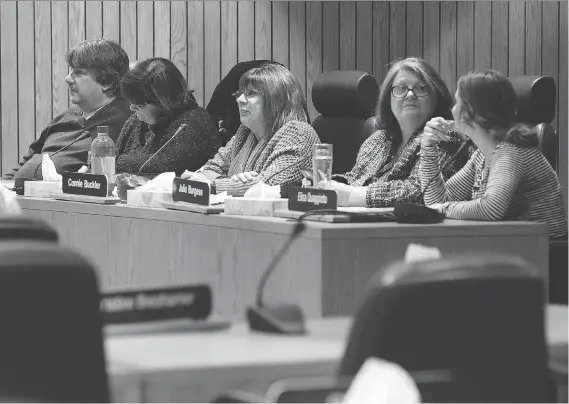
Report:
312,70,379,118
509,75,556,123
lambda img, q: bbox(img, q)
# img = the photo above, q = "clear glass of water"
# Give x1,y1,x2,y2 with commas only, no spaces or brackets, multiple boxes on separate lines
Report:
312,143,333,189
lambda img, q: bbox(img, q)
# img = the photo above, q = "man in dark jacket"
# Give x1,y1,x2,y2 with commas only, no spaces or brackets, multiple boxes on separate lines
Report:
2,39,131,181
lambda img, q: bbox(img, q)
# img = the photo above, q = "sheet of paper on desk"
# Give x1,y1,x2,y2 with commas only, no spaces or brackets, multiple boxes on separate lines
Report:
343,357,420,404
210,192,231,205
338,206,394,213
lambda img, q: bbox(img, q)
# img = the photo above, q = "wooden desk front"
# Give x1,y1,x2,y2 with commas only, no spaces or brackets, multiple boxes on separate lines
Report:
19,197,549,319
106,305,568,403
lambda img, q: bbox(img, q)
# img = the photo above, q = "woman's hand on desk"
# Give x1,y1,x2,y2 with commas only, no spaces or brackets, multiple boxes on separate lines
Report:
231,171,258,183
181,170,212,185
321,181,367,207
426,203,447,214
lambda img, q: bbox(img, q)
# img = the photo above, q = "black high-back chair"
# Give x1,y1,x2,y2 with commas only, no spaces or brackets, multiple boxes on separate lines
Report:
509,75,568,304
509,75,557,170
0,242,108,402
339,253,550,403
0,215,58,242
311,70,379,174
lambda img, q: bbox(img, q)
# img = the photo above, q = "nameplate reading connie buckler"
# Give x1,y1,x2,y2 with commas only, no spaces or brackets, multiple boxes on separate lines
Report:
172,177,210,205
288,187,338,212
62,172,108,197
100,285,212,324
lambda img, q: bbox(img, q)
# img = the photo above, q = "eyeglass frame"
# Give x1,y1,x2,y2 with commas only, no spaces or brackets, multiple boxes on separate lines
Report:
232,89,263,101
390,84,430,98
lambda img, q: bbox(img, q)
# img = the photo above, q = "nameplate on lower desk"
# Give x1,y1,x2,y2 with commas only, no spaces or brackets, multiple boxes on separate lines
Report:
62,172,108,197
288,186,337,212
172,178,210,206
100,285,212,325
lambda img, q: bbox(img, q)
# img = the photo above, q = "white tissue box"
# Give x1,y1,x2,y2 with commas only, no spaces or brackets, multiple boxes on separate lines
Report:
24,181,62,198
126,189,173,208
224,197,289,217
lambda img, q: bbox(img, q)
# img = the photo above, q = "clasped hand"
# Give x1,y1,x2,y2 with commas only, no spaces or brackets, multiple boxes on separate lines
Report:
181,170,212,185
422,117,453,147
181,170,259,184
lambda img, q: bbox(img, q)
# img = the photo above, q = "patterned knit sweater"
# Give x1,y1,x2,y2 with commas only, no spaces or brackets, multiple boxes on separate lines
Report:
198,120,320,196
333,129,469,207
116,105,220,176
421,141,568,238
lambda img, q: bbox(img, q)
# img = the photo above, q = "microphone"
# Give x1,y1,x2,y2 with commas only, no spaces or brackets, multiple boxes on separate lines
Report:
247,220,307,334
393,139,472,224
31,130,92,180
138,124,187,173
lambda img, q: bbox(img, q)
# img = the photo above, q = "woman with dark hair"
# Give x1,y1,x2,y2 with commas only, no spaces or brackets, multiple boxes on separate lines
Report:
116,57,220,175
326,57,469,207
183,63,319,196
420,69,567,237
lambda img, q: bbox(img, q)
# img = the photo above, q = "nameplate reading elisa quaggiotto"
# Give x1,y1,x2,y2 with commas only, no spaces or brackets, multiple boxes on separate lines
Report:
100,285,212,324
288,187,338,212
62,172,108,197
172,177,210,205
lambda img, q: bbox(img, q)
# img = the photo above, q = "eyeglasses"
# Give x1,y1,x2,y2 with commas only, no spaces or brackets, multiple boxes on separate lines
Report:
232,89,262,100
391,84,430,98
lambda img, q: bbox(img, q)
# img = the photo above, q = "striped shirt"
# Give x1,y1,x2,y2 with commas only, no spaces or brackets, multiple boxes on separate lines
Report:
333,129,469,207
198,120,319,196
421,141,567,238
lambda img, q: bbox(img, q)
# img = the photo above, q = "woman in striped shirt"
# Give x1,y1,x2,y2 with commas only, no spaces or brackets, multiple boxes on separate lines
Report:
420,69,567,238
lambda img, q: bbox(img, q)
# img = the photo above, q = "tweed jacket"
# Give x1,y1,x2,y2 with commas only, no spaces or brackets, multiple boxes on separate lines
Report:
333,129,469,207
199,120,320,196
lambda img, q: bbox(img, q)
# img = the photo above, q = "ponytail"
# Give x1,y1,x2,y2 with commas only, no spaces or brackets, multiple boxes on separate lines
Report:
503,123,538,147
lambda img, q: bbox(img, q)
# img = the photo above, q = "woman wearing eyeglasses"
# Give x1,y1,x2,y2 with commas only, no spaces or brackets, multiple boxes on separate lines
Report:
116,57,220,175
325,57,469,207
182,63,319,196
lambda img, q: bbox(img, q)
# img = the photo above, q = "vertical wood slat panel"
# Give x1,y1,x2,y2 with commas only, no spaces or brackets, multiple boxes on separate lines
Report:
69,1,86,47
1,2,18,173
491,2,509,74
456,1,474,79
356,2,373,74
542,2,559,132
120,1,137,62
389,2,406,61
86,1,102,40
322,1,339,72
423,1,439,71
52,1,69,114
306,1,322,120
559,1,568,209
373,1,390,85
255,2,272,60
170,1,187,81
204,1,220,108
237,1,254,62
137,1,154,61
290,2,306,96
273,2,289,67
339,2,355,70
439,2,457,95
187,1,204,107
474,1,491,69
102,1,120,42
508,1,525,76
154,1,171,59
406,2,422,58
17,1,36,162
35,1,52,140
221,1,237,78
525,1,542,75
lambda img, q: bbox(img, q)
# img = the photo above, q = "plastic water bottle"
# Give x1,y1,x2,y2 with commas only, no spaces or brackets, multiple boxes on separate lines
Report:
91,126,116,195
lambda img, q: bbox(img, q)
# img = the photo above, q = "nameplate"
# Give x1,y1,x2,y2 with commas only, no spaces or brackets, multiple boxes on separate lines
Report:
62,172,108,197
100,285,212,325
288,187,338,212
172,178,210,206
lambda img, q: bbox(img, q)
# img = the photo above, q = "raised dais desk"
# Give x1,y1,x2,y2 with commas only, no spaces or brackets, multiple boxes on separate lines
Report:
106,305,567,403
19,197,549,319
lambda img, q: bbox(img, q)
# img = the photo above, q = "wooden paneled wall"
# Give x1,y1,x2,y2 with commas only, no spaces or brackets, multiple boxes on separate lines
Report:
0,1,567,205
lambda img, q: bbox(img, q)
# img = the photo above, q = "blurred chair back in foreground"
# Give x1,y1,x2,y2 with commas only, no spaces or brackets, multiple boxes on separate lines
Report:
0,215,58,242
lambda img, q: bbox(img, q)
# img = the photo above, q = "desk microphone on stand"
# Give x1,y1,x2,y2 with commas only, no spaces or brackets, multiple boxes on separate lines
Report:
394,139,472,224
247,220,307,334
